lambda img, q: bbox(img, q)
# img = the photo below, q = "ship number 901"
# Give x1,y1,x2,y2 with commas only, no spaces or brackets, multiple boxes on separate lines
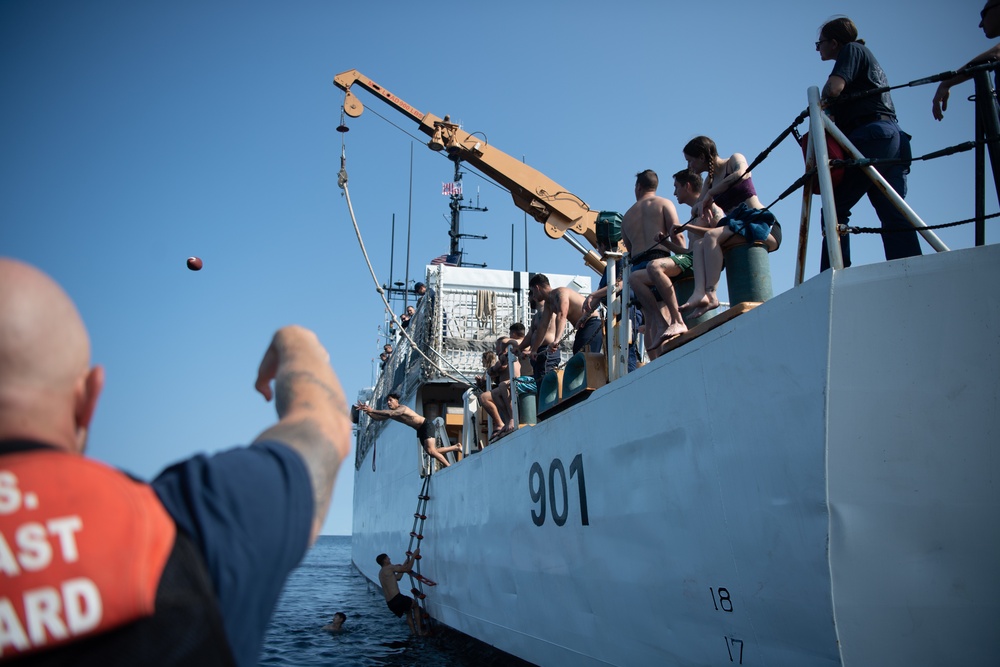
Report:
529,454,589,527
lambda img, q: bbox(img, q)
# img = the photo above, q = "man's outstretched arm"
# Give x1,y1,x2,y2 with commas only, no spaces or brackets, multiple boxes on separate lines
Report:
934,44,1000,120
254,325,351,544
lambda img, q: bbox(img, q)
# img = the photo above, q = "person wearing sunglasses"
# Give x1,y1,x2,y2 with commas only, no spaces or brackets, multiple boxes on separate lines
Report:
815,16,920,270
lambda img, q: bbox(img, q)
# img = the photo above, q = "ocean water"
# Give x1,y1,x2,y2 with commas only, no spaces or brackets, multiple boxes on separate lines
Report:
260,535,532,666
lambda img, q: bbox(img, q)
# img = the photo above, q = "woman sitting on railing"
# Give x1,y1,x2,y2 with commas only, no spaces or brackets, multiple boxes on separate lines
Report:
679,135,777,318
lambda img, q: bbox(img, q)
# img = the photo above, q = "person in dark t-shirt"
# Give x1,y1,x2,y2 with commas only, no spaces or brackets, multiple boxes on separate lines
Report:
816,17,922,271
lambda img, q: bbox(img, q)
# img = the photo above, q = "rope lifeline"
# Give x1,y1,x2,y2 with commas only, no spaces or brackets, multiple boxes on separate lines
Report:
844,211,1000,235
337,116,477,387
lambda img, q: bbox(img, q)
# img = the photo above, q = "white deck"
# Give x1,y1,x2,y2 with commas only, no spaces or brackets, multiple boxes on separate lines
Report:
352,245,1000,667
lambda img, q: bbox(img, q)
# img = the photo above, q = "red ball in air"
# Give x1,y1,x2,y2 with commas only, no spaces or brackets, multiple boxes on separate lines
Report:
186,256,203,271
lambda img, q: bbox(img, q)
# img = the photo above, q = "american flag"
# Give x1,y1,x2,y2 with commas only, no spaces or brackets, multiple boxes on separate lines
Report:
430,253,460,266
441,181,462,196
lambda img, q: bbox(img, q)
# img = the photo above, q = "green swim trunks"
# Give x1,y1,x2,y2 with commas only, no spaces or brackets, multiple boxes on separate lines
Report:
670,253,694,279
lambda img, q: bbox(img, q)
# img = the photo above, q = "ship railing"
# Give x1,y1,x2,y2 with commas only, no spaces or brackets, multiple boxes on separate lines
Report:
592,251,628,382
506,344,520,431
354,291,436,468
799,86,949,278
797,63,1000,280
595,70,1000,377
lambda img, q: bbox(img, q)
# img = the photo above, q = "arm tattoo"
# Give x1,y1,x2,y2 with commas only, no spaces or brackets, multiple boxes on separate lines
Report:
274,370,349,418
261,420,342,517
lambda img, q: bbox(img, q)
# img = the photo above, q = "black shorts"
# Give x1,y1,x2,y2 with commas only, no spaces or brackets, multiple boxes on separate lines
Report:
416,420,435,443
388,593,413,617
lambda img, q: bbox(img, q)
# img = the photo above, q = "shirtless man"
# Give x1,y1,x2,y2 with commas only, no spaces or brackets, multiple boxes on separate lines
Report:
621,170,688,356
322,612,346,632
356,393,461,468
529,273,603,356
376,550,424,635
519,297,560,389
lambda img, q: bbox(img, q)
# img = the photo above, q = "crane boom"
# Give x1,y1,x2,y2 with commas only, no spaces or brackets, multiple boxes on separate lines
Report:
333,69,606,273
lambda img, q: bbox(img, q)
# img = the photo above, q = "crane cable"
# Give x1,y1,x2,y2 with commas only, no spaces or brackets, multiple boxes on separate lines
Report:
337,115,477,387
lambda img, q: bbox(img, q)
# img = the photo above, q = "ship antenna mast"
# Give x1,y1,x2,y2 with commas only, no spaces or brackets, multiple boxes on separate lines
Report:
448,156,488,267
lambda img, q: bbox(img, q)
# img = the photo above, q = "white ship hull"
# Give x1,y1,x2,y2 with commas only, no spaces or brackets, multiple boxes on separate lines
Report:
352,245,1000,666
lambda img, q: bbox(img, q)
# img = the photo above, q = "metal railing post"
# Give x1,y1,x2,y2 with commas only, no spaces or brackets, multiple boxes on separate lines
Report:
974,69,1000,245
483,372,494,440
506,343,519,431
620,256,633,367
821,115,949,253
808,86,844,270
602,252,626,381
976,101,986,247
796,134,816,285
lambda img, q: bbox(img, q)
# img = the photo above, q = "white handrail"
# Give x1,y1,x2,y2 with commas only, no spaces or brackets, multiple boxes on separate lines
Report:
506,343,519,431
808,86,845,271
805,86,949,274
820,114,949,253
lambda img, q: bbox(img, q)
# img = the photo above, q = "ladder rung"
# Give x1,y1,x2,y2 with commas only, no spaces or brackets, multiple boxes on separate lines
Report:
411,572,437,586
409,532,423,540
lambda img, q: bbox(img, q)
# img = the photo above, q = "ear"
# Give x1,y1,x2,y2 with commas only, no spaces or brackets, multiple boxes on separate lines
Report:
73,365,105,454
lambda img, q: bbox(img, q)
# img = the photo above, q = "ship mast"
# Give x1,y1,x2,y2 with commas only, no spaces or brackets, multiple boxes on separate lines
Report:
447,156,488,267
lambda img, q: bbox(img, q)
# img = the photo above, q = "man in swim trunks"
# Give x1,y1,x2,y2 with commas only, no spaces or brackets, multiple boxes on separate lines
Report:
529,274,603,356
519,297,561,404
641,169,708,316
377,550,425,635
356,393,461,468
621,170,688,356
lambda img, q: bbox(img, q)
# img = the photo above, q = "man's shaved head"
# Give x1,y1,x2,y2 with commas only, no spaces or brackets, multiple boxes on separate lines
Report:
0,258,103,452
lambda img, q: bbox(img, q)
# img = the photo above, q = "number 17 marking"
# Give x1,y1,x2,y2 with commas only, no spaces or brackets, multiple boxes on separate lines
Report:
725,636,743,664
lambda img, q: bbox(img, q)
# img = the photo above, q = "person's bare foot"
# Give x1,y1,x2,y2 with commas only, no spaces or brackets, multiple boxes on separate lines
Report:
664,321,688,338
687,300,719,320
683,290,719,320
647,322,688,354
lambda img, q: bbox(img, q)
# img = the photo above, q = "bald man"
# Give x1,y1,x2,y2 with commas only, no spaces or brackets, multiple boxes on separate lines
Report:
0,258,351,665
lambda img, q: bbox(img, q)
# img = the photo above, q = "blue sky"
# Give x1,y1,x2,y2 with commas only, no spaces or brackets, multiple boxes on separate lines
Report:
2,1,991,535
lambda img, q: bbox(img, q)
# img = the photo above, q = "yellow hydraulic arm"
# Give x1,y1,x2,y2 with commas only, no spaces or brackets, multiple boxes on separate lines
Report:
333,69,605,273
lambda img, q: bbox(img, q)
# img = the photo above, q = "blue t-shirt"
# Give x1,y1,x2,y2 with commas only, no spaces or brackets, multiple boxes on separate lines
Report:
152,441,314,667
829,42,896,128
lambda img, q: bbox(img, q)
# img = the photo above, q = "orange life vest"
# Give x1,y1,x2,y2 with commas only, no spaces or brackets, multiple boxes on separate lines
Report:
0,443,232,665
